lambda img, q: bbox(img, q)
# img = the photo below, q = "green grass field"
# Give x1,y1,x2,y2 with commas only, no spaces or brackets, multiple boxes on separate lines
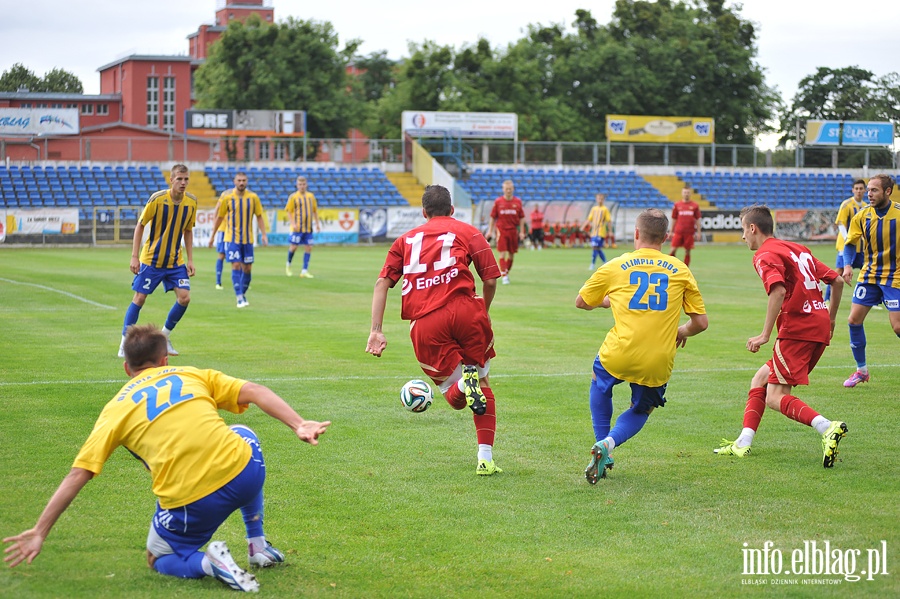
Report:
0,242,897,598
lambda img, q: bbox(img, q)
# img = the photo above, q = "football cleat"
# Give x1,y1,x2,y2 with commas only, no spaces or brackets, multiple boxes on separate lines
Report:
462,365,487,415
285,265,293,277
237,297,249,309
215,284,224,290
476,459,503,476
822,421,847,468
501,275,510,285
164,336,179,357
584,440,612,485
713,439,751,457
248,541,285,568
843,371,869,388
206,541,259,592
300,270,314,278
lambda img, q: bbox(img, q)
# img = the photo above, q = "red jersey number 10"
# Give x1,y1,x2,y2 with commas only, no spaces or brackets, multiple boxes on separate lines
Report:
403,232,458,274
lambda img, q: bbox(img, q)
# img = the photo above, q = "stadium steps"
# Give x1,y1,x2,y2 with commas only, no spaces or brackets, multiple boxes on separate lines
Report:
385,172,423,206
165,170,218,208
643,174,710,207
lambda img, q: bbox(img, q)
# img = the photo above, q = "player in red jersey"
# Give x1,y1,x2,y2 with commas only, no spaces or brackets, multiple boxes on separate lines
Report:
669,185,702,266
367,185,503,476
714,205,848,467
487,180,526,284
529,206,544,250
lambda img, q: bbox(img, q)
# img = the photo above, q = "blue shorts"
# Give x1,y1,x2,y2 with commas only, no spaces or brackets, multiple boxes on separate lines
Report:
289,232,315,246
592,356,667,413
148,425,266,560
131,264,191,295
215,231,225,254
591,236,605,249
226,242,255,264
851,283,900,311
836,252,863,270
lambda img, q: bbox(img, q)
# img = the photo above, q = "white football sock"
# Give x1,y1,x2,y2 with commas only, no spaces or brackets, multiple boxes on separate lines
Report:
477,444,493,462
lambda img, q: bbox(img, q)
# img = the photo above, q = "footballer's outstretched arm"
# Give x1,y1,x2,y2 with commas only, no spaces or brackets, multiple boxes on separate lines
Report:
676,313,709,348
366,277,393,357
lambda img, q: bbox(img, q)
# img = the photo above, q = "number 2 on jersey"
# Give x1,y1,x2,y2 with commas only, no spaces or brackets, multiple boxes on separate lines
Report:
403,232,457,274
628,271,669,310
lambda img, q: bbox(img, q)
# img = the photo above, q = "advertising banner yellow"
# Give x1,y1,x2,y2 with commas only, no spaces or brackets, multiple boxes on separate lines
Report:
606,115,714,143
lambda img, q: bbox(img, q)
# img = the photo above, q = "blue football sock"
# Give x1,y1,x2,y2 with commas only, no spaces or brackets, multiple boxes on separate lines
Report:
589,380,614,441
303,252,311,270
122,302,142,335
287,250,295,264
153,551,207,579
231,269,242,297
849,323,867,368
164,302,188,331
241,491,266,539
241,271,252,295
215,259,223,286
597,248,607,263
609,405,651,447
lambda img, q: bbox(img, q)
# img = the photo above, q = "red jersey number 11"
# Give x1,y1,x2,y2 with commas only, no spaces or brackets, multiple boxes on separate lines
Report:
404,232,458,274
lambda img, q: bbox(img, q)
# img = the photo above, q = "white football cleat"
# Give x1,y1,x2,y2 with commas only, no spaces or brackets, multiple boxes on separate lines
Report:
206,541,259,592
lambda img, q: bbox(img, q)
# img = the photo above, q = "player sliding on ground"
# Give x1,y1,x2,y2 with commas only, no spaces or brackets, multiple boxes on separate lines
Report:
4,324,330,593
577,208,708,484
714,205,847,467
366,185,503,475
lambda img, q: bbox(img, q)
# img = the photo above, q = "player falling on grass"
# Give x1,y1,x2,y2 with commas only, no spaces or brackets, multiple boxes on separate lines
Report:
715,205,847,467
208,172,268,308
4,325,330,593
284,175,320,279
840,174,900,388
118,163,196,358
486,179,526,284
578,208,708,484
366,184,503,475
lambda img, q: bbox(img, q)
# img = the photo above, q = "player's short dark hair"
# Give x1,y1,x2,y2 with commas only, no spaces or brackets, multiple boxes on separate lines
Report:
171,164,189,175
870,174,895,191
636,208,668,244
234,171,247,179
853,178,866,187
422,185,452,217
123,324,167,370
739,204,774,235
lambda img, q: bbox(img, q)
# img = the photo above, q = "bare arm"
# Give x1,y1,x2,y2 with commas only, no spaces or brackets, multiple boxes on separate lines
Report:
518,216,527,239
676,313,709,348
487,217,496,241
237,382,330,444
182,229,195,277
482,277,497,312
207,215,224,248
4,468,94,568
827,276,844,339
256,214,268,247
130,221,145,274
366,277,393,357
747,284,786,353
576,293,603,311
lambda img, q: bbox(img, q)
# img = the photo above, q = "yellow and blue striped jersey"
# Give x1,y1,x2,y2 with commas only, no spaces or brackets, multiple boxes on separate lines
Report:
217,189,264,244
834,197,863,252
846,202,900,288
587,204,612,238
72,366,251,509
579,248,706,387
138,190,197,268
284,191,318,233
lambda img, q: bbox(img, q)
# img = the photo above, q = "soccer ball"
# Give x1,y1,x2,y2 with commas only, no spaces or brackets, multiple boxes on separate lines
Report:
400,379,433,413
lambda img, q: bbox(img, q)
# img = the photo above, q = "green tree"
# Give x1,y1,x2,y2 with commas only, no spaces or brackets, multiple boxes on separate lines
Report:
0,63,43,92
40,68,84,94
194,15,364,144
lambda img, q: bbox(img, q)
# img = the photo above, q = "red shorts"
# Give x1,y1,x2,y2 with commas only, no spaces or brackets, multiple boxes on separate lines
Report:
766,339,826,386
497,231,519,254
409,294,496,386
671,232,695,250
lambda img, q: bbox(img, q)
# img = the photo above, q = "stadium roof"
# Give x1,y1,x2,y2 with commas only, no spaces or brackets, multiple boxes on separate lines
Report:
97,55,193,71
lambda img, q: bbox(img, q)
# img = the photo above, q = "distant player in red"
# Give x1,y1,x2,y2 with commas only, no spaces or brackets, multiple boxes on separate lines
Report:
714,205,848,468
669,185,702,266
543,222,555,247
529,206,544,250
487,180,526,284
367,185,503,476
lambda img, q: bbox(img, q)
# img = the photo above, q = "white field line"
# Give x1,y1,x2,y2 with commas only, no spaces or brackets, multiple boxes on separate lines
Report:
0,277,116,310
1,363,897,387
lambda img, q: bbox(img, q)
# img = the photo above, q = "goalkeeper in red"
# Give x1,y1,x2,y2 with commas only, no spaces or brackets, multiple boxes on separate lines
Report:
367,185,503,475
714,205,847,467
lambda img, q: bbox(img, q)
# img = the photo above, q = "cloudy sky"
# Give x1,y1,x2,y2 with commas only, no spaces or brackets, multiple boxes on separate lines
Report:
2,0,893,139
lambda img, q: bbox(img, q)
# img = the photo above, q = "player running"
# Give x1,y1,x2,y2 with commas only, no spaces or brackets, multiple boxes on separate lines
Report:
367,185,503,475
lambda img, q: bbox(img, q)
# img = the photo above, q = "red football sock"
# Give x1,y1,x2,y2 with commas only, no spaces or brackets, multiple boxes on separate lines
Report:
444,383,467,410
742,387,766,431
506,256,514,273
684,253,691,267
499,258,508,276
779,394,819,427
474,385,496,446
